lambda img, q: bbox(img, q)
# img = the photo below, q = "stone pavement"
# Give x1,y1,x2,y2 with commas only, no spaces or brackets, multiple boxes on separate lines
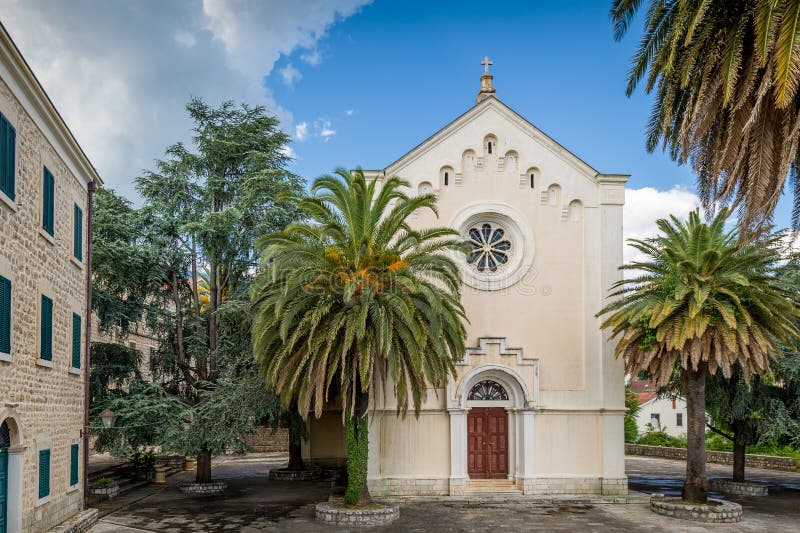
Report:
88,454,800,532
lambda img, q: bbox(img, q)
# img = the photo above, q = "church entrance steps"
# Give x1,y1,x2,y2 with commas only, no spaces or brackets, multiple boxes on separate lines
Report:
385,492,648,505
465,479,520,495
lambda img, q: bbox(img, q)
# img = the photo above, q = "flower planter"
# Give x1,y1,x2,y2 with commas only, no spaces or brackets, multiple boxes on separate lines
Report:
315,501,399,526
90,483,120,500
650,493,742,523
709,478,769,497
178,481,228,495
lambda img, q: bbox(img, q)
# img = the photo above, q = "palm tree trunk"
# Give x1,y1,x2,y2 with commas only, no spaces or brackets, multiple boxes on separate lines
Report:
344,387,371,506
287,430,305,471
196,451,212,483
732,421,746,482
682,365,708,503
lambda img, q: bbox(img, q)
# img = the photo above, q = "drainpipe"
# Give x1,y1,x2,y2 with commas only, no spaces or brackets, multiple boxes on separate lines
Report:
83,180,95,510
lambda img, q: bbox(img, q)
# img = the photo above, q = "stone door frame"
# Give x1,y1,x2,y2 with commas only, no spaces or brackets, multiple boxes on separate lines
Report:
447,365,536,495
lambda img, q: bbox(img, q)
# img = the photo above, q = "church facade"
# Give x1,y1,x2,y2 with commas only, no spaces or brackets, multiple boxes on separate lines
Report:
304,62,629,497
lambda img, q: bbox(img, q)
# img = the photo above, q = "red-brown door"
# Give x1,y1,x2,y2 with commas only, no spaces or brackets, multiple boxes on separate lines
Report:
467,407,508,479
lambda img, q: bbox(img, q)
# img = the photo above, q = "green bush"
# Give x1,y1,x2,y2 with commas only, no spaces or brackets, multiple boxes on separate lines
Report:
636,430,800,459
635,430,686,448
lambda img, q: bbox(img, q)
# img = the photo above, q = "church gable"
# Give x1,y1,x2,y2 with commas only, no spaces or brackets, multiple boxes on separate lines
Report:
384,96,601,191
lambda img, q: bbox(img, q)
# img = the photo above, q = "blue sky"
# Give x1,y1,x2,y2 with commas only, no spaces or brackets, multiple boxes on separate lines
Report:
1,0,792,231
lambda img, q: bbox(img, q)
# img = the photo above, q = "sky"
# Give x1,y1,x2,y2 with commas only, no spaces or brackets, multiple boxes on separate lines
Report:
0,0,794,258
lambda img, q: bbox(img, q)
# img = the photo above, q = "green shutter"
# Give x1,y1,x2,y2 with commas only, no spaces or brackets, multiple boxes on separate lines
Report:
70,443,79,486
38,449,50,499
72,313,81,369
0,276,9,354
73,204,83,261
42,167,54,236
40,295,52,361
0,113,15,201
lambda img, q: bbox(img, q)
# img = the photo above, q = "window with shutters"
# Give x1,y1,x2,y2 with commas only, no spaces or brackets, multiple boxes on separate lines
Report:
71,313,81,369
38,449,50,499
0,275,10,356
40,295,53,361
42,166,55,236
73,204,83,261
69,443,79,487
0,112,15,201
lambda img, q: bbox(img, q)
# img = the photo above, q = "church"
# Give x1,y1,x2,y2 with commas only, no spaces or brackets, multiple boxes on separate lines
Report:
304,59,629,498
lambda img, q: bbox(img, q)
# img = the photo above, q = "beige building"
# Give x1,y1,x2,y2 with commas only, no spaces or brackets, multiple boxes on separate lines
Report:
0,22,102,533
305,62,629,497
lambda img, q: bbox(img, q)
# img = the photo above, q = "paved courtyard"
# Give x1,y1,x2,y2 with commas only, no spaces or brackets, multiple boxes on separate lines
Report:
89,454,800,532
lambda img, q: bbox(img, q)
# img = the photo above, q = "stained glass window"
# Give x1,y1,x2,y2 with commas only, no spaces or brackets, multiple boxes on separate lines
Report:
468,380,509,401
466,223,512,273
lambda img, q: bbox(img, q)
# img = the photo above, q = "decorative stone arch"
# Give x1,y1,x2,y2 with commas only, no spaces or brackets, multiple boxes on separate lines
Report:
452,364,533,410
567,199,583,222
1,409,25,533
522,166,539,189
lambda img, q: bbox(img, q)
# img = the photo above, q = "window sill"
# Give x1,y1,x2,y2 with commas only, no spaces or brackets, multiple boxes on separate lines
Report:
71,256,84,269
36,358,54,369
0,189,17,212
39,227,56,246
68,366,81,375
35,495,51,507
0,351,10,363
67,484,79,493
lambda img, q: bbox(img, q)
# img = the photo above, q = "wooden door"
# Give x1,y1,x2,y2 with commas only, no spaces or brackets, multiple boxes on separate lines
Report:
467,407,508,479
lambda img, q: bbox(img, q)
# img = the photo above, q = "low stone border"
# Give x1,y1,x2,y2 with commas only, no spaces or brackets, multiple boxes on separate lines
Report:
49,508,99,533
709,478,769,496
626,444,799,472
269,468,316,481
650,493,742,523
315,501,399,526
178,481,228,495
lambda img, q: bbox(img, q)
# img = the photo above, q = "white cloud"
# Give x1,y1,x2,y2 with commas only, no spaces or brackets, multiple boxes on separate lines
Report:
301,48,322,66
294,121,309,142
279,63,302,87
623,186,701,263
0,0,370,200
316,119,336,142
345,109,354,116
280,145,297,160
174,30,196,48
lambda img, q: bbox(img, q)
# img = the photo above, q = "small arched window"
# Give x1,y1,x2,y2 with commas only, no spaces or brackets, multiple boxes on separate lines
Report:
468,380,509,401
444,172,449,186
530,174,535,189
487,141,493,154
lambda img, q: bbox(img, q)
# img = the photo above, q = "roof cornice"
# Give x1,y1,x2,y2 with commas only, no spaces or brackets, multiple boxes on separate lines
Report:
0,21,103,187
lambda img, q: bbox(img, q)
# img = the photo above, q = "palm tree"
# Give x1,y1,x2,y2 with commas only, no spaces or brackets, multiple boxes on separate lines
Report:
611,0,800,230
251,169,468,505
599,209,799,503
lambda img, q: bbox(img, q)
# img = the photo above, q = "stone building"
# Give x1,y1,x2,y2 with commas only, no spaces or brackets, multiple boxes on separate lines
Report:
0,22,102,532
305,60,629,497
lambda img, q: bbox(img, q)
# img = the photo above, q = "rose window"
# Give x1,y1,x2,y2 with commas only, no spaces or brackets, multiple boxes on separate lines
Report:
466,223,512,273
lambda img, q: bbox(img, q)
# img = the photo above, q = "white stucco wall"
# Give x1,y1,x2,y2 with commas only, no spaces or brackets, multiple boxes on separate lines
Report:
636,396,688,438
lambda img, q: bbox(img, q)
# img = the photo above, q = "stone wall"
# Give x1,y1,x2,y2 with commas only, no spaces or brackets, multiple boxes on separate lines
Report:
243,426,289,453
0,61,91,532
625,444,799,472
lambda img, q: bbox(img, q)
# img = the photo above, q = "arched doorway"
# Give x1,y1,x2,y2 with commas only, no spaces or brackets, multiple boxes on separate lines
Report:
1,420,10,533
0,415,21,533
447,364,537,495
